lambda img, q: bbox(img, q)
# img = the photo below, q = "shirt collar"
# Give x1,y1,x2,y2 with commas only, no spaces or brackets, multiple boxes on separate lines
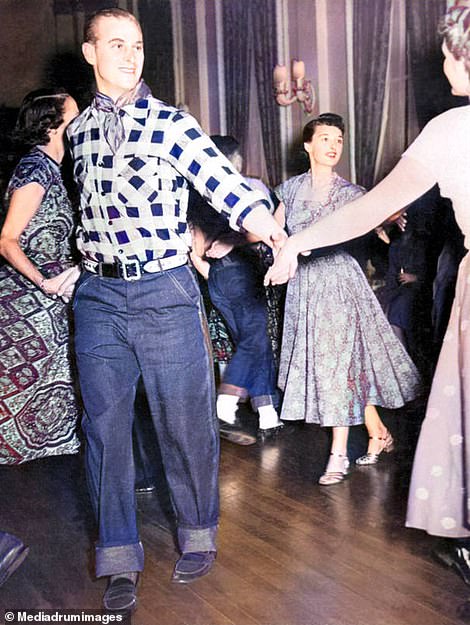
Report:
92,80,152,114
90,81,153,153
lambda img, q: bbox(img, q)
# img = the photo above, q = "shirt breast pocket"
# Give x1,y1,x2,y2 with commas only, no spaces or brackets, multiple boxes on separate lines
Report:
116,154,176,197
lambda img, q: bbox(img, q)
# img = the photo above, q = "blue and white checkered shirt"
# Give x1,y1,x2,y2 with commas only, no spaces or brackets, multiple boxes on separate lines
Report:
68,90,271,264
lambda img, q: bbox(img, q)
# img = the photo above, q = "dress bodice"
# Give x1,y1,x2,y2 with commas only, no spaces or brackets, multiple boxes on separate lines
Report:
277,172,365,236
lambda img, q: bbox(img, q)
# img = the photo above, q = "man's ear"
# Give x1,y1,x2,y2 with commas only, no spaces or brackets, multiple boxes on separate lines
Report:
82,42,96,66
303,141,312,154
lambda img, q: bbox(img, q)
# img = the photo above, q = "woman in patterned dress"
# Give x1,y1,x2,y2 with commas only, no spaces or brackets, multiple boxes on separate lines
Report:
0,88,81,464
265,5,470,609
274,113,421,485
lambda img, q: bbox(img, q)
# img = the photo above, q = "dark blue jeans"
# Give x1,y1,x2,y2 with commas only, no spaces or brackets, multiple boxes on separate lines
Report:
73,265,219,577
208,253,277,409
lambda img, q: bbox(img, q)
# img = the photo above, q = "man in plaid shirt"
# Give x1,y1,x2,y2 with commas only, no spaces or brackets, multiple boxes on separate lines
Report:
62,7,286,612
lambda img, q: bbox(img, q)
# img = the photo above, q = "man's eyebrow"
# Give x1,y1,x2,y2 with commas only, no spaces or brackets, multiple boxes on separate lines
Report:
107,37,143,44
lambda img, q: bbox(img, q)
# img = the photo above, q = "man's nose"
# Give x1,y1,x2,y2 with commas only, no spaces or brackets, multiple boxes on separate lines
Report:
124,47,136,63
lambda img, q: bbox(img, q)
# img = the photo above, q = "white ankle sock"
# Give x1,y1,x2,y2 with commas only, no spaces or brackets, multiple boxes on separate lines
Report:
258,405,282,430
216,394,239,424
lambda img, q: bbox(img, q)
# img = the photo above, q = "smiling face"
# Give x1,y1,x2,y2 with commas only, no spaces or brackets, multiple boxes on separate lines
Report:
82,15,144,101
442,41,470,96
304,124,344,170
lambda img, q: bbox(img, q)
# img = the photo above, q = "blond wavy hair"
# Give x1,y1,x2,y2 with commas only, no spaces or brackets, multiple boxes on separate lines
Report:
441,5,470,75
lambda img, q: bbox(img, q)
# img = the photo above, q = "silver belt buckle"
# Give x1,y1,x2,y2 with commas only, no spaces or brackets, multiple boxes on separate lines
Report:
121,259,142,281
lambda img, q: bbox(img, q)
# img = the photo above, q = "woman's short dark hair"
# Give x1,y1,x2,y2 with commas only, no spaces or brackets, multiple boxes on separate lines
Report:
302,113,345,143
12,88,68,148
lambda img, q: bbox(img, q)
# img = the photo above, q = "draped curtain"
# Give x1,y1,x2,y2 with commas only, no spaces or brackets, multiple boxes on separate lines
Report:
406,0,463,130
138,0,175,105
222,1,252,156
352,0,392,189
251,0,282,186
222,0,281,186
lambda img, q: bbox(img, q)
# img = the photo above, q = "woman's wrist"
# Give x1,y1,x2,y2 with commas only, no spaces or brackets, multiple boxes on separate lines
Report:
290,233,304,256
38,276,56,298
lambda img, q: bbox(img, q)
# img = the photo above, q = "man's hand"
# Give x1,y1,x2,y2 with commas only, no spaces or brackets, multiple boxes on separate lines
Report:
375,226,390,244
270,230,287,256
56,265,81,303
382,210,407,231
41,265,80,302
398,271,418,285
241,205,287,250
264,236,299,285
206,240,234,259
394,214,407,232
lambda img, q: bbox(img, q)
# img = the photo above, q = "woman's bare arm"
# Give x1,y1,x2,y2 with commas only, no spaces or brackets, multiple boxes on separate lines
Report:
0,182,79,299
295,157,435,251
0,183,46,287
265,156,436,285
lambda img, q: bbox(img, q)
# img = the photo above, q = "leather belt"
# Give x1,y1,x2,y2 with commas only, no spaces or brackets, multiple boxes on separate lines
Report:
81,255,187,281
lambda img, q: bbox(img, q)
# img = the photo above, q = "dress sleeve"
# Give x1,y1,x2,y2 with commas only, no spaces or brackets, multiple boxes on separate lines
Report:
8,156,52,193
274,182,286,204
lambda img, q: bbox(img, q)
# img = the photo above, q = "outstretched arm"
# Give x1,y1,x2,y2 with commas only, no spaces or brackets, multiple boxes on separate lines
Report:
241,204,287,253
265,156,436,285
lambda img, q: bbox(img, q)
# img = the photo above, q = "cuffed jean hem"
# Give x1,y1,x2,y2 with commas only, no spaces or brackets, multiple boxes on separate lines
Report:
178,525,218,553
218,383,249,400
251,395,275,410
95,541,144,577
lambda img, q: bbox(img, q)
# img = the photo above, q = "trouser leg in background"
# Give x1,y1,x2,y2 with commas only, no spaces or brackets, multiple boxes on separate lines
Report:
208,255,277,409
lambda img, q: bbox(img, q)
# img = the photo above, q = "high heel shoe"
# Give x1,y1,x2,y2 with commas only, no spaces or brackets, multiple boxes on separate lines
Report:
318,452,350,485
355,430,394,466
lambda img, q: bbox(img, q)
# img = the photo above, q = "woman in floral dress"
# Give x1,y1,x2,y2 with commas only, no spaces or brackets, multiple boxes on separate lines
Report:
0,88,80,464
274,113,421,484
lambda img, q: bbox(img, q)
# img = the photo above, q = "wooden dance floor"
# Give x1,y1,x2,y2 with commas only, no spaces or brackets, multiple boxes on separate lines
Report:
1,402,468,625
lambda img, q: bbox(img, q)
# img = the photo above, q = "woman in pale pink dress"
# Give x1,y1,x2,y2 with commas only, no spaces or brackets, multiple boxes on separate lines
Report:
266,3,470,610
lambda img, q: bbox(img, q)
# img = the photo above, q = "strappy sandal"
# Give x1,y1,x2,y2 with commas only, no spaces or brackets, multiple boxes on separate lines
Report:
355,430,394,465
318,452,350,485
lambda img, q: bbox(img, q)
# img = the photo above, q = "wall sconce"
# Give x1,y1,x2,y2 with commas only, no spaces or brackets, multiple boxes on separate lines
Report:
273,60,315,115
